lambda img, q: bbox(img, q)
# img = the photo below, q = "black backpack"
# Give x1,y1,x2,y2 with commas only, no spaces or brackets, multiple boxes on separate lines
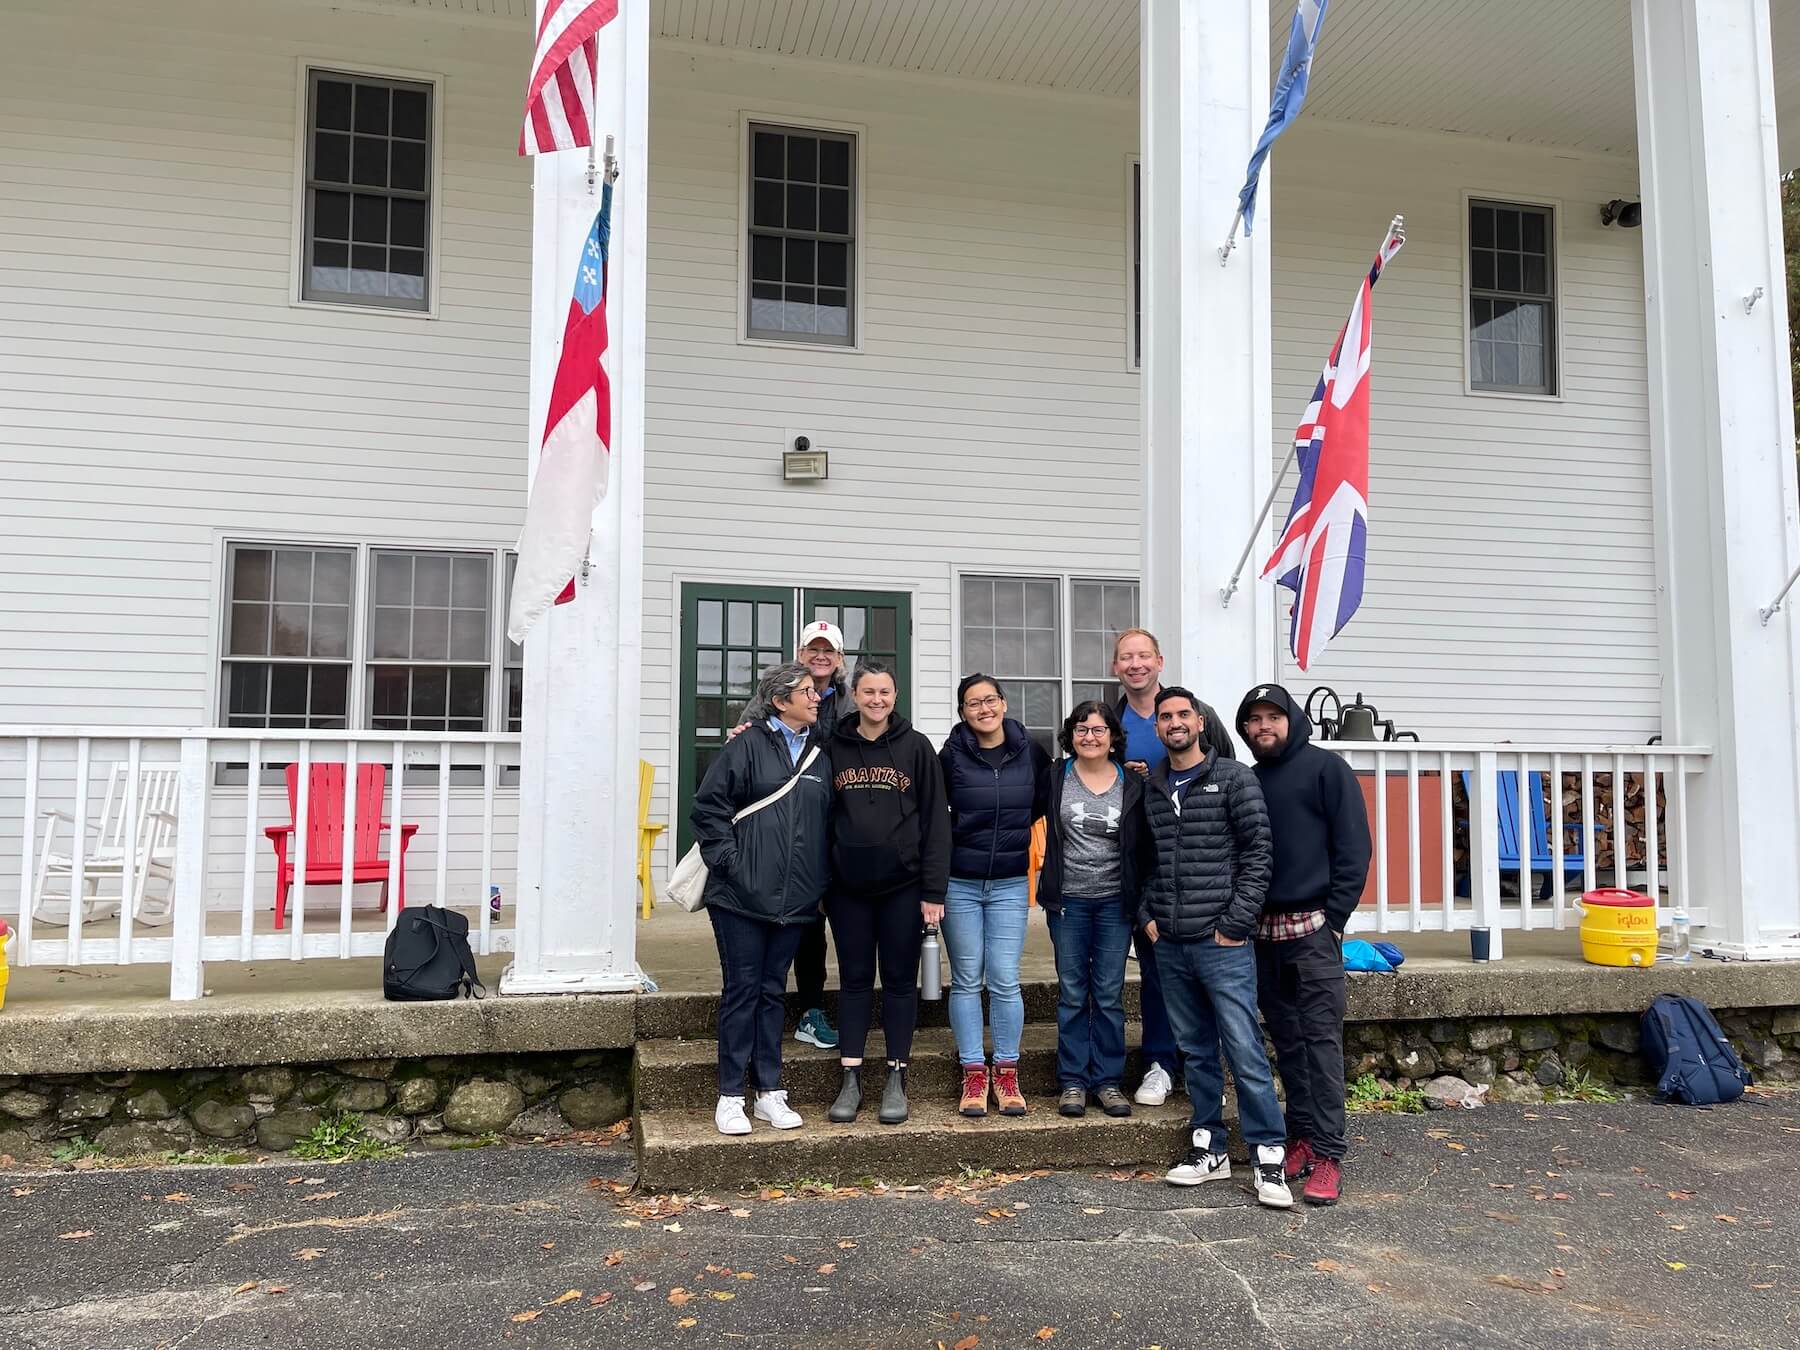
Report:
383,906,484,1001
1640,993,1751,1105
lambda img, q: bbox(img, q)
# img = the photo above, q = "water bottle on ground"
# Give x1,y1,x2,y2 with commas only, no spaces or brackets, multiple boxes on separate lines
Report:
919,925,943,1001
1671,907,1691,963
489,884,503,918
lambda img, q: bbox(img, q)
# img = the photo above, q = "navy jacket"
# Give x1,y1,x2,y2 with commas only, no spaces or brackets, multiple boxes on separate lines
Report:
689,722,833,924
1139,752,1272,942
939,719,1052,881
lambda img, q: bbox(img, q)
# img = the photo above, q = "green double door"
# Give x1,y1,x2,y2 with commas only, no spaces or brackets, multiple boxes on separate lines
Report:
676,584,910,852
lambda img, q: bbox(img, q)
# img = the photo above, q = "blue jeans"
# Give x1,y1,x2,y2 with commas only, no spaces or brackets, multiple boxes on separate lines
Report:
709,906,808,1096
1045,897,1131,1090
1154,936,1286,1148
1133,926,1180,1074
942,876,1030,1066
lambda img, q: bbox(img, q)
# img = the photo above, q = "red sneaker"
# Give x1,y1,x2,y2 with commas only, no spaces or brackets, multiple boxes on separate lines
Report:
1303,1157,1342,1206
1284,1137,1316,1181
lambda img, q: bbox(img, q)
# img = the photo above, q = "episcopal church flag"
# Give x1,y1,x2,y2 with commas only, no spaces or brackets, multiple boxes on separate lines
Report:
1235,0,1329,237
506,183,613,644
1261,222,1404,670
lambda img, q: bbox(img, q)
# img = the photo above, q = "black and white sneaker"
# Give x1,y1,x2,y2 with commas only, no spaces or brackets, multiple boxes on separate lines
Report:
1165,1128,1231,1187
1254,1143,1294,1208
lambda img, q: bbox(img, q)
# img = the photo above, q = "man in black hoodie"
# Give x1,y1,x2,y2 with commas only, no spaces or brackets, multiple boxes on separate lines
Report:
1236,683,1372,1207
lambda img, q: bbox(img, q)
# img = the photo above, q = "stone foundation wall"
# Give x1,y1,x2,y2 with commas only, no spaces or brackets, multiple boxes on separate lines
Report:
1347,1006,1798,1102
0,1049,632,1165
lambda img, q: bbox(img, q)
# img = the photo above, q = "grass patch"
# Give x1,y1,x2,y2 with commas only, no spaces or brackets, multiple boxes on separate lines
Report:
1346,1073,1427,1114
292,1109,404,1163
1551,1068,1622,1104
51,1135,104,1165
163,1148,254,1166
440,1131,502,1151
958,1164,996,1183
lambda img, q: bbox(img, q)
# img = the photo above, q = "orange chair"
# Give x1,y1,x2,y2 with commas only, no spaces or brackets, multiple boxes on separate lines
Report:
267,763,418,929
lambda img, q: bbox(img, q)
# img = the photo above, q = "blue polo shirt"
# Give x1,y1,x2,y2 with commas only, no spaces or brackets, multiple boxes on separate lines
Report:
1121,702,1167,771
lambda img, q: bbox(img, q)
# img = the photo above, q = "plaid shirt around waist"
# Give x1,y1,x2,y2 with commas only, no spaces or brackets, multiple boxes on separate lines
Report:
1256,907,1328,941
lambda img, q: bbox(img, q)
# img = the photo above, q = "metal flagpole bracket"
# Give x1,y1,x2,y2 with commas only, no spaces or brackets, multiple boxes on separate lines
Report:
1219,207,1245,265
603,133,619,183
1759,559,1800,624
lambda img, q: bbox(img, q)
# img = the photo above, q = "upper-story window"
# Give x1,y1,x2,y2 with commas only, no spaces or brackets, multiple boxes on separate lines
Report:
302,69,434,312
1469,199,1556,395
746,122,856,346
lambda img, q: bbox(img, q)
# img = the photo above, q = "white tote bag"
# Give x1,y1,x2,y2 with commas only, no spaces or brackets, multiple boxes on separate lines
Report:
667,746,821,912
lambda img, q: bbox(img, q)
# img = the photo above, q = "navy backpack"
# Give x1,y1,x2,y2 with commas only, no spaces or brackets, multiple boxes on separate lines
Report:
1640,994,1751,1106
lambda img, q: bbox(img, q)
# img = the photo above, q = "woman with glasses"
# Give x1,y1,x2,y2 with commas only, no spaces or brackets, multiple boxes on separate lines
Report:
690,662,834,1137
938,674,1051,1118
1037,701,1149,1119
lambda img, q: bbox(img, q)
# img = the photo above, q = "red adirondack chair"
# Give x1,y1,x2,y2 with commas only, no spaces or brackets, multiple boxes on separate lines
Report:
266,763,418,930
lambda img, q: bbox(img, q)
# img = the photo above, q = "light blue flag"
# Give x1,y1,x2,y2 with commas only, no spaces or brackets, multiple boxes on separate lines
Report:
1236,0,1329,237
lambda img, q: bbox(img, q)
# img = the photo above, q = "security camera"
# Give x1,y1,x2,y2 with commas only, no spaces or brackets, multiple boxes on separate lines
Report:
793,435,811,453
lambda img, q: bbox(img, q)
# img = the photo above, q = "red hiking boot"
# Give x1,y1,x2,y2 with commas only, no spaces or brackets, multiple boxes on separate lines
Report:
1303,1157,1342,1206
1284,1137,1317,1181
992,1062,1027,1117
959,1065,990,1118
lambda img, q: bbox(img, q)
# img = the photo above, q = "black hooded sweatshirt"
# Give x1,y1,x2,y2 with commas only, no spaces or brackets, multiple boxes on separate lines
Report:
830,712,950,901
1235,682,1373,933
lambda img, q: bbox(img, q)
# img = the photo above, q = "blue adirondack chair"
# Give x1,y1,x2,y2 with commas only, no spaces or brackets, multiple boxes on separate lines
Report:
1458,771,1600,900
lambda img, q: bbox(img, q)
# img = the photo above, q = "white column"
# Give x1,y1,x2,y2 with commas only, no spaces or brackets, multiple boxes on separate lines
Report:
1632,0,1800,958
1139,0,1275,706
502,0,650,994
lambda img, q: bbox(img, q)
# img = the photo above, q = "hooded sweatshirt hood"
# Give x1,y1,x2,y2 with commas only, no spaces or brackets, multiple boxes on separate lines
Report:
1235,681,1371,930
1236,682,1311,764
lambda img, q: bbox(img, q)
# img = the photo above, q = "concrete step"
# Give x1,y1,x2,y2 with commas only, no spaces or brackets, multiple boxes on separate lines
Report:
633,1095,1214,1191
635,1024,1176,1113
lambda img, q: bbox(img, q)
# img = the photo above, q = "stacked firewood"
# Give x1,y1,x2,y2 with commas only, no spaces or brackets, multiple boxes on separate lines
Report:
1447,771,1668,878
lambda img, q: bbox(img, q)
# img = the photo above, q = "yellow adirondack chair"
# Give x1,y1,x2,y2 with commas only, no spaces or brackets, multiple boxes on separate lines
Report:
637,759,666,918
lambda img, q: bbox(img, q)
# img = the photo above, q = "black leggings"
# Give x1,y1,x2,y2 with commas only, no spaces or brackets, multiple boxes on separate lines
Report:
826,889,925,1063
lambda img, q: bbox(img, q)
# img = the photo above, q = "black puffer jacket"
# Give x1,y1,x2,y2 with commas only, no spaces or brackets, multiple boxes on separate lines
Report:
1036,759,1153,926
690,722,833,924
1138,752,1272,942
939,719,1052,881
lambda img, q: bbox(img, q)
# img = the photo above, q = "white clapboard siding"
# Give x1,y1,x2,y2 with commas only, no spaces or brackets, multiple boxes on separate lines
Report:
1266,122,1658,741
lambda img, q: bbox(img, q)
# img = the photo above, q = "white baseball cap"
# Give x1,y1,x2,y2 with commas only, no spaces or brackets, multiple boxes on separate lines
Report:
800,619,845,653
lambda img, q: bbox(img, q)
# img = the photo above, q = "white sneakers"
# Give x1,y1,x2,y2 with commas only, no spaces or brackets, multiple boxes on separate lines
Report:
715,1094,751,1136
1254,1143,1294,1209
1134,1062,1174,1106
753,1090,804,1130
715,1090,805,1135
1165,1128,1231,1186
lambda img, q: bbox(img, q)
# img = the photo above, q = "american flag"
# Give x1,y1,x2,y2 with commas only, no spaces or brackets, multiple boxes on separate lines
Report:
519,0,618,156
1261,222,1405,670
506,183,613,643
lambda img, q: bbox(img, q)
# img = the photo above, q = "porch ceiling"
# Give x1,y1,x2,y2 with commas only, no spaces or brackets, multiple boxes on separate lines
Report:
653,0,1800,163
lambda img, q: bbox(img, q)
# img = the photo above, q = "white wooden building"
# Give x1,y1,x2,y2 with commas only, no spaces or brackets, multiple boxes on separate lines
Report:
2,0,1798,996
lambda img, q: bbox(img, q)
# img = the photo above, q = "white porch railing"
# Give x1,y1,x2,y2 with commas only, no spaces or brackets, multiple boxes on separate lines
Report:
1,728,521,999
1322,742,1710,959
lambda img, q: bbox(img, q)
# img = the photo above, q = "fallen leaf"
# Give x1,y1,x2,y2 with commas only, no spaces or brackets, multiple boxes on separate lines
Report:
1669,1190,1696,1201
634,1280,657,1292
781,1255,798,1265
302,1177,324,1184
1489,1183,1515,1190
604,1250,626,1266
1366,1282,1387,1293
226,1183,257,1195
668,1289,694,1306
736,1271,755,1280
1548,1268,1566,1278
1551,1192,1571,1201
1312,1259,1343,1273
294,1248,325,1262
284,1177,305,1185
1666,1262,1688,1272
953,1337,980,1350
266,1285,288,1296
1715,1215,1740,1225
677,1318,697,1329
759,1188,786,1201
1752,1283,1776,1290
233,1282,259,1295
818,1264,837,1275
664,1223,683,1233
541,1241,557,1250
1488,1274,1556,1293
1485,1212,1522,1224
9,1187,34,1197
550,1290,583,1305
729,1208,751,1219
1082,1207,1105,1215
162,1192,192,1203
590,1292,615,1306
301,1191,339,1203
57,1232,93,1241
1445,1142,1467,1152
709,1291,735,1301
838,1240,857,1249
1036,1330,1057,1341
511,1310,542,1323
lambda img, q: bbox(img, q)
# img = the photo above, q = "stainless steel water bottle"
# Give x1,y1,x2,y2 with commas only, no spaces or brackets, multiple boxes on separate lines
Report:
919,925,943,1001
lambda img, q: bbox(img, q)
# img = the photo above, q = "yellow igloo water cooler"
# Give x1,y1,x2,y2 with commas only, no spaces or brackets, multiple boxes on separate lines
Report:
0,916,10,1010
1578,888,1657,967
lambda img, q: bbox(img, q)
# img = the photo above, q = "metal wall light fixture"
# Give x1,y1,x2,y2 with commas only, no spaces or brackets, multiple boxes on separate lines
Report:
1600,199,1642,228
783,433,829,481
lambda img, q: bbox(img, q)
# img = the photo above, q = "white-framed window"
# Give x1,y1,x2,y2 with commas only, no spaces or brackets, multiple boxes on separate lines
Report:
299,67,435,312
219,541,516,733
743,120,857,347
1127,156,1142,372
958,574,1141,751
1467,198,1557,396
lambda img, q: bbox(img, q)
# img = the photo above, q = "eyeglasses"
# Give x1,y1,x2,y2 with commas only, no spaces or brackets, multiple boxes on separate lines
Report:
782,685,822,701
963,696,1003,712
1072,725,1110,740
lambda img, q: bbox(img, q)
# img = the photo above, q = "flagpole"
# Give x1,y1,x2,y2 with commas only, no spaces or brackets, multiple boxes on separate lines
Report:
1219,206,1245,265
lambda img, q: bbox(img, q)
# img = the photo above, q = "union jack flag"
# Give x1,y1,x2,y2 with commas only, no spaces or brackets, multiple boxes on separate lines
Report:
519,0,618,156
1262,222,1405,670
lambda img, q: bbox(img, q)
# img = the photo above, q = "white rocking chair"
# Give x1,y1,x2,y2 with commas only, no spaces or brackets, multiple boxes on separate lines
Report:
32,763,181,928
